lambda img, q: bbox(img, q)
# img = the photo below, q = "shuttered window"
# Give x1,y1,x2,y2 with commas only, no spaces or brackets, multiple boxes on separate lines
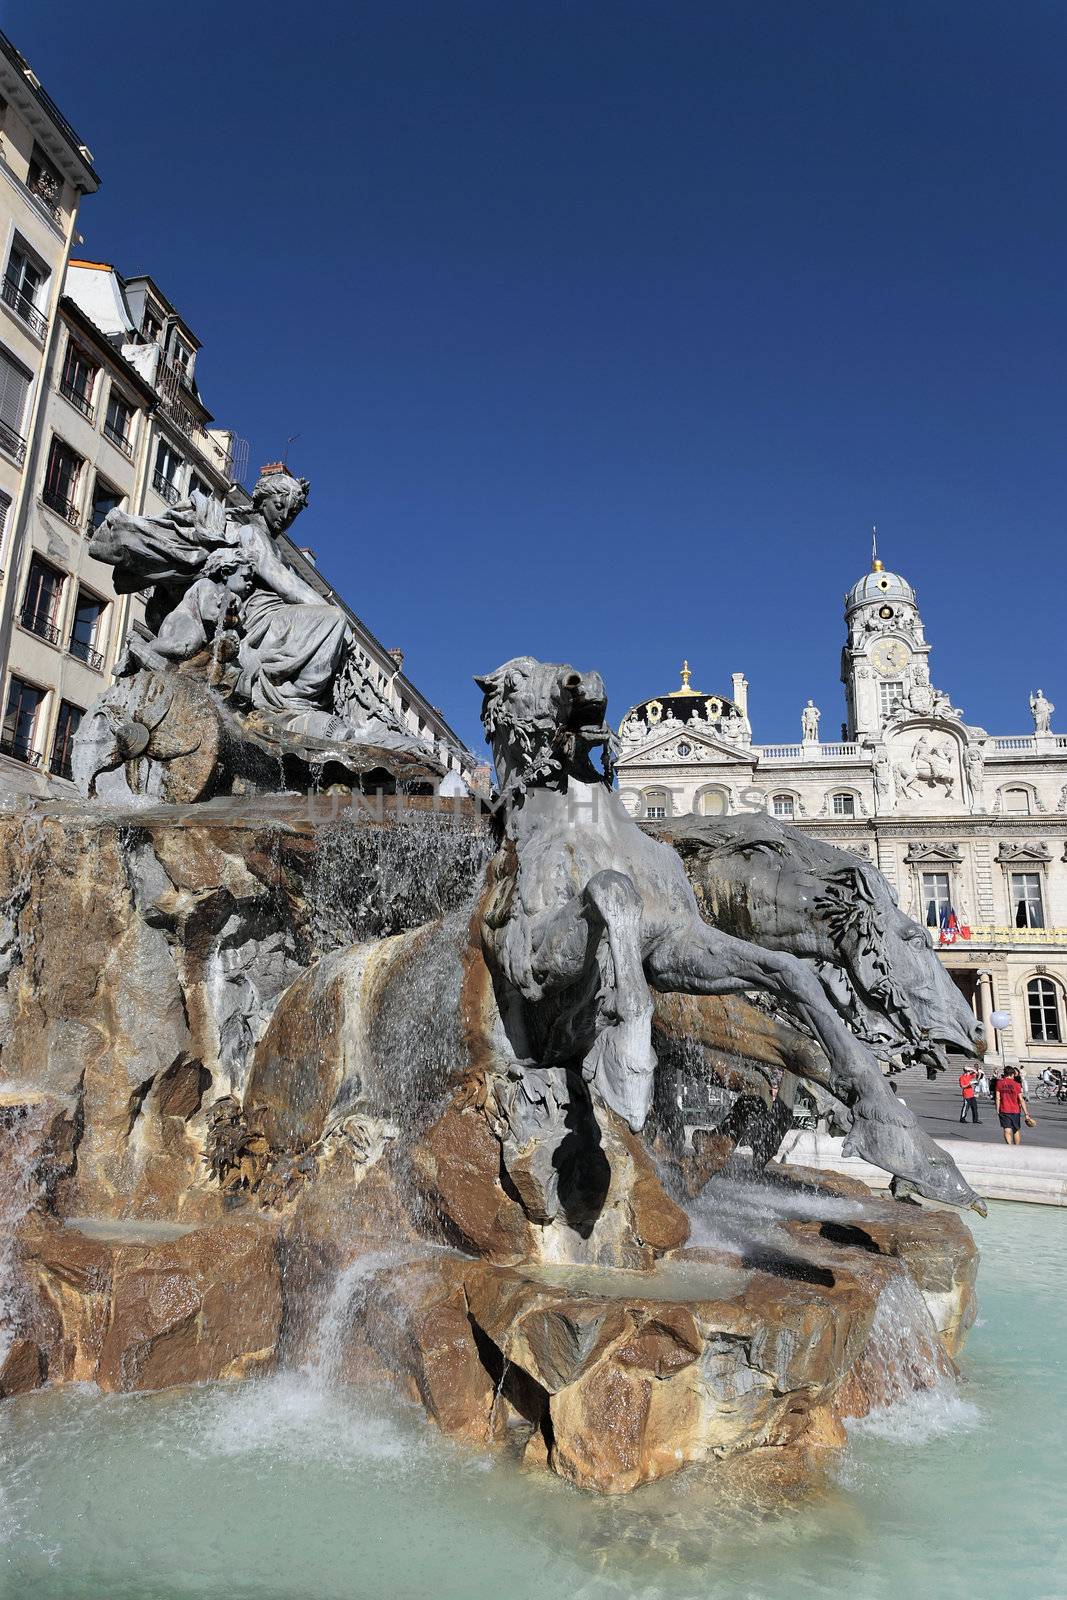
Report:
0,347,31,439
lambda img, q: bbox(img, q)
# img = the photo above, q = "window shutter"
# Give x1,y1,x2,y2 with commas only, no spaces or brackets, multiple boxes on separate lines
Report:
0,350,30,434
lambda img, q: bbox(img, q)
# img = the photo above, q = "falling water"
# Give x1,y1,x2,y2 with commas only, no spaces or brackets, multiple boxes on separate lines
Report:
307,803,491,953
0,1101,49,1369
302,1247,406,1389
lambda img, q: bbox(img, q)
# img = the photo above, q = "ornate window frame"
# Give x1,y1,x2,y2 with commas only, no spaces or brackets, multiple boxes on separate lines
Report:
903,841,964,927
995,841,1052,930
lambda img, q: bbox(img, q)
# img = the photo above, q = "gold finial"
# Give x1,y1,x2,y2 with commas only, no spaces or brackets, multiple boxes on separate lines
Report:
669,658,700,697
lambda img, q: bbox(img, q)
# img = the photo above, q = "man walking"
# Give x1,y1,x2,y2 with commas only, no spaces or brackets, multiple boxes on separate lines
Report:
958,1065,981,1124
995,1067,1036,1146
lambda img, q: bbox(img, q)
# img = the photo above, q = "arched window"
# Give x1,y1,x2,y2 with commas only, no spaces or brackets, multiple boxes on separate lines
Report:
772,793,795,819
643,788,669,820
1027,977,1062,1043
832,792,856,817
696,788,728,817
1003,787,1031,815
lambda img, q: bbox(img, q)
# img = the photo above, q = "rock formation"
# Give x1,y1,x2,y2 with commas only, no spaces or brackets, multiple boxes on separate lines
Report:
0,657,986,1495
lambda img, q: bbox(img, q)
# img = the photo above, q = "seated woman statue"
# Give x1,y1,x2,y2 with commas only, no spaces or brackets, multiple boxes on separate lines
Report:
92,465,416,750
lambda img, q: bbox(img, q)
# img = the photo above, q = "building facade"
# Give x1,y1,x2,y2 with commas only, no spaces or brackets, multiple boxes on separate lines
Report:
616,559,1067,1079
0,33,100,784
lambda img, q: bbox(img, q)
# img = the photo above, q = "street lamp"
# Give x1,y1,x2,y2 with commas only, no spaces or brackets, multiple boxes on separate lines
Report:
990,1009,1012,1081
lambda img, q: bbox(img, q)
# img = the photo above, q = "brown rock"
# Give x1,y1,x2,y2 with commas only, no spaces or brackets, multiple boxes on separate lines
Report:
0,1338,46,1396
97,1221,282,1390
550,1363,652,1494
410,1103,533,1263
357,1256,498,1446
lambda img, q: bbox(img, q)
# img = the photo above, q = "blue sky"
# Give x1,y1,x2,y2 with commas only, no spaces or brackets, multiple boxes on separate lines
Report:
11,0,1066,753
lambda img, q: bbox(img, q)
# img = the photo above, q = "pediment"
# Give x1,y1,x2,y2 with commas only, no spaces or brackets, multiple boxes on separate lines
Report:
995,841,1052,864
904,842,964,864
618,727,754,767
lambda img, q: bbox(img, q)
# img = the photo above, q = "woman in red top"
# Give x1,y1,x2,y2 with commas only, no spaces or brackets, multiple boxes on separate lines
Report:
995,1068,1035,1145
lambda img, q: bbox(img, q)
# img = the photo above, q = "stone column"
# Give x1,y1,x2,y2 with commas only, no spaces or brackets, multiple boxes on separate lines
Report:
977,970,994,1042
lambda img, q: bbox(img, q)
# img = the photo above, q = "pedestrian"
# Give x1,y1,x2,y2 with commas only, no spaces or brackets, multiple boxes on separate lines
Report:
995,1067,1036,1146
958,1065,981,1124
976,1068,990,1099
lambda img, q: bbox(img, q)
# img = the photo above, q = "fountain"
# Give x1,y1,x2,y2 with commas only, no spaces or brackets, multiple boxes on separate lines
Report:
0,473,1007,1565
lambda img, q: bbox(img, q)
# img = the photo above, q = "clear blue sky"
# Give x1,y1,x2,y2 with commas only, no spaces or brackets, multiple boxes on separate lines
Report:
11,0,1066,753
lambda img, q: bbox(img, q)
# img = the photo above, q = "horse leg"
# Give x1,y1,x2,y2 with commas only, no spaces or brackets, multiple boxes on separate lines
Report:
579,870,656,1131
645,920,983,1209
522,871,655,1132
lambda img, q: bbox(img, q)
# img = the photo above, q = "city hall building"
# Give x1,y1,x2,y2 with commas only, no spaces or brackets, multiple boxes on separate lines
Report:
616,558,1067,1079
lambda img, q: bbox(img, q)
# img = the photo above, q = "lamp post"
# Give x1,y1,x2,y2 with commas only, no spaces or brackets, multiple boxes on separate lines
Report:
990,1009,1012,1084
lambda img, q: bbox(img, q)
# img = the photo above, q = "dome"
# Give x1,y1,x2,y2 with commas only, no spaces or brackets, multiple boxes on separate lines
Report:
845,559,916,614
618,661,742,741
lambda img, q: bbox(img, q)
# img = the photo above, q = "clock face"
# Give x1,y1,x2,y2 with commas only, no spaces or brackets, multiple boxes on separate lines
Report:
870,638,909,676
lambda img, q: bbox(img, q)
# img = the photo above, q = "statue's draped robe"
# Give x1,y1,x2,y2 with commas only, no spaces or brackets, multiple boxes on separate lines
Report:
90,505,349,718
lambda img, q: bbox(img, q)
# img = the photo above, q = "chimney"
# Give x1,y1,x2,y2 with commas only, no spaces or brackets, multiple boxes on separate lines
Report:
258,461,287,476
387,648,405,673
297,546,317,567
731,672,749,716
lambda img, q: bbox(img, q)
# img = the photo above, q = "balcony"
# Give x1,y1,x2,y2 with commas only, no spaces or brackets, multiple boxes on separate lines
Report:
964,924,1067,948
59,378,94,422
152,470,181,506
20,607,61,647
68,635,104,671
0,732,41,768
50,748,74,782
103,419,133,458
1,274,48,339
0,417,27,464
41,484,80,526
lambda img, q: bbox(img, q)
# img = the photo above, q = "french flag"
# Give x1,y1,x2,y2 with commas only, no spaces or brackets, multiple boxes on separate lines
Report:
939,908,971,945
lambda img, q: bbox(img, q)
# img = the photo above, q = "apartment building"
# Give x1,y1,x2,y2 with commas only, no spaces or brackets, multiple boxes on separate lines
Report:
0,31,99,787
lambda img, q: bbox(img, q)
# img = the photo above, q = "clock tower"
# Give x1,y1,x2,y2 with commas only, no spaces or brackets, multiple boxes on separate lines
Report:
841,557,931,740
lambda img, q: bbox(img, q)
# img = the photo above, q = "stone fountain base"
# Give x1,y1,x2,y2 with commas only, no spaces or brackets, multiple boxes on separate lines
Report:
0,797,978,1495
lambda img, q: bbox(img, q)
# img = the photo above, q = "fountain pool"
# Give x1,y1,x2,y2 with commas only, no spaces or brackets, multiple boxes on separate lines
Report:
2,1200,1063,1600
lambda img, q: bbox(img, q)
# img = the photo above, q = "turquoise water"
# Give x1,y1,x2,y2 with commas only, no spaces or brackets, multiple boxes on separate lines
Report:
2,1202,1065,1600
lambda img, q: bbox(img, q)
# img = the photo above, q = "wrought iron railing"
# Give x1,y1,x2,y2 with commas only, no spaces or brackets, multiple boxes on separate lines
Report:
1,274,48,338
59,378,94,421
152,470,180,505
20,608,61,646
68,635,104,671
103,418,133,457
0,417,27,464
0,732,41,767
42,484,80,525
50,746,74,781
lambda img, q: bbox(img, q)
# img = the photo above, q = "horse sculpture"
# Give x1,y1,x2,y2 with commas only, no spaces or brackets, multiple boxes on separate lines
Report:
244,656,985,1219
474,657,982,1210
655,812,985,1075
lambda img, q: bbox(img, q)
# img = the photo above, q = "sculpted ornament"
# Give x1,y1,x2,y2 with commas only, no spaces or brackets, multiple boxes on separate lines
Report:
801,700,820,741
73,466,436,798
895,735,955,800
